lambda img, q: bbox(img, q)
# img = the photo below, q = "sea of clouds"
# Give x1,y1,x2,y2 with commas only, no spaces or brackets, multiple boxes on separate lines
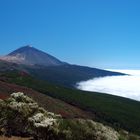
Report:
77,70,140,101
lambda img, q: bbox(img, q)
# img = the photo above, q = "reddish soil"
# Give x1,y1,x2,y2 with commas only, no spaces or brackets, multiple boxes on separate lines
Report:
0,80,93,119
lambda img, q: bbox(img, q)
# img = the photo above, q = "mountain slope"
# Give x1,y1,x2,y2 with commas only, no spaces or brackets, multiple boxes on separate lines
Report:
26,64,126,87
0,80,93,119
0,59,125,88
1,70,140,135
0,45,64,66
0,45,126,87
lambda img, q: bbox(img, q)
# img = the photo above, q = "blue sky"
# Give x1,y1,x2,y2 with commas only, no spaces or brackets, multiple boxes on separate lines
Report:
0,0,140,69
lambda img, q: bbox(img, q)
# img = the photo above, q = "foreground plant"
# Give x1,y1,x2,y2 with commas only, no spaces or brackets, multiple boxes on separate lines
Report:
0,92,137,140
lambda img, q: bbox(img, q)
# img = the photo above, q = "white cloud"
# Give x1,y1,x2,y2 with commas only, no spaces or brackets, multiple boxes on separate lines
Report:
77,70,140,101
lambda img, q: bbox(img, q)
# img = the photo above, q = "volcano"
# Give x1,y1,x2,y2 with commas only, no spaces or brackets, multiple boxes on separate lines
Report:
0,45,64,66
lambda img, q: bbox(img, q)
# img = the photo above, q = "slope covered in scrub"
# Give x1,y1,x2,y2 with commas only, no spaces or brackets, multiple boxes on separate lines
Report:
2,70,140,135
0,80,93,119
0,92,123,140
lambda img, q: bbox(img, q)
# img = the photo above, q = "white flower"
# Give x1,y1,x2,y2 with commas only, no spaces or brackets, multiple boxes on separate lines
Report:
28,113,56,128
11,92,24,98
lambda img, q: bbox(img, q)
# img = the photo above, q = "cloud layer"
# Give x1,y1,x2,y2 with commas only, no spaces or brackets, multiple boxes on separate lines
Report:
77,70,140,101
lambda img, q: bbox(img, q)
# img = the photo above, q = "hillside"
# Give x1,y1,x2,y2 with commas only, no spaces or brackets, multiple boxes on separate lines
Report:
0,60,125,88
0,70,140,136
1,92,139,140
25,64,126,87
0,80,92,119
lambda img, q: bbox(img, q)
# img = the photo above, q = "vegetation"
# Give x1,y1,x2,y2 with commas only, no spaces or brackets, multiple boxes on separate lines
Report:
1,70,140,136
0,79,93,119
26,64,125,87
0,92,121,140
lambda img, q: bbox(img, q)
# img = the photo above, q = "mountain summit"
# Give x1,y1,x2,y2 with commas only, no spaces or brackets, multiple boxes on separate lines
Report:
0,45,64,66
